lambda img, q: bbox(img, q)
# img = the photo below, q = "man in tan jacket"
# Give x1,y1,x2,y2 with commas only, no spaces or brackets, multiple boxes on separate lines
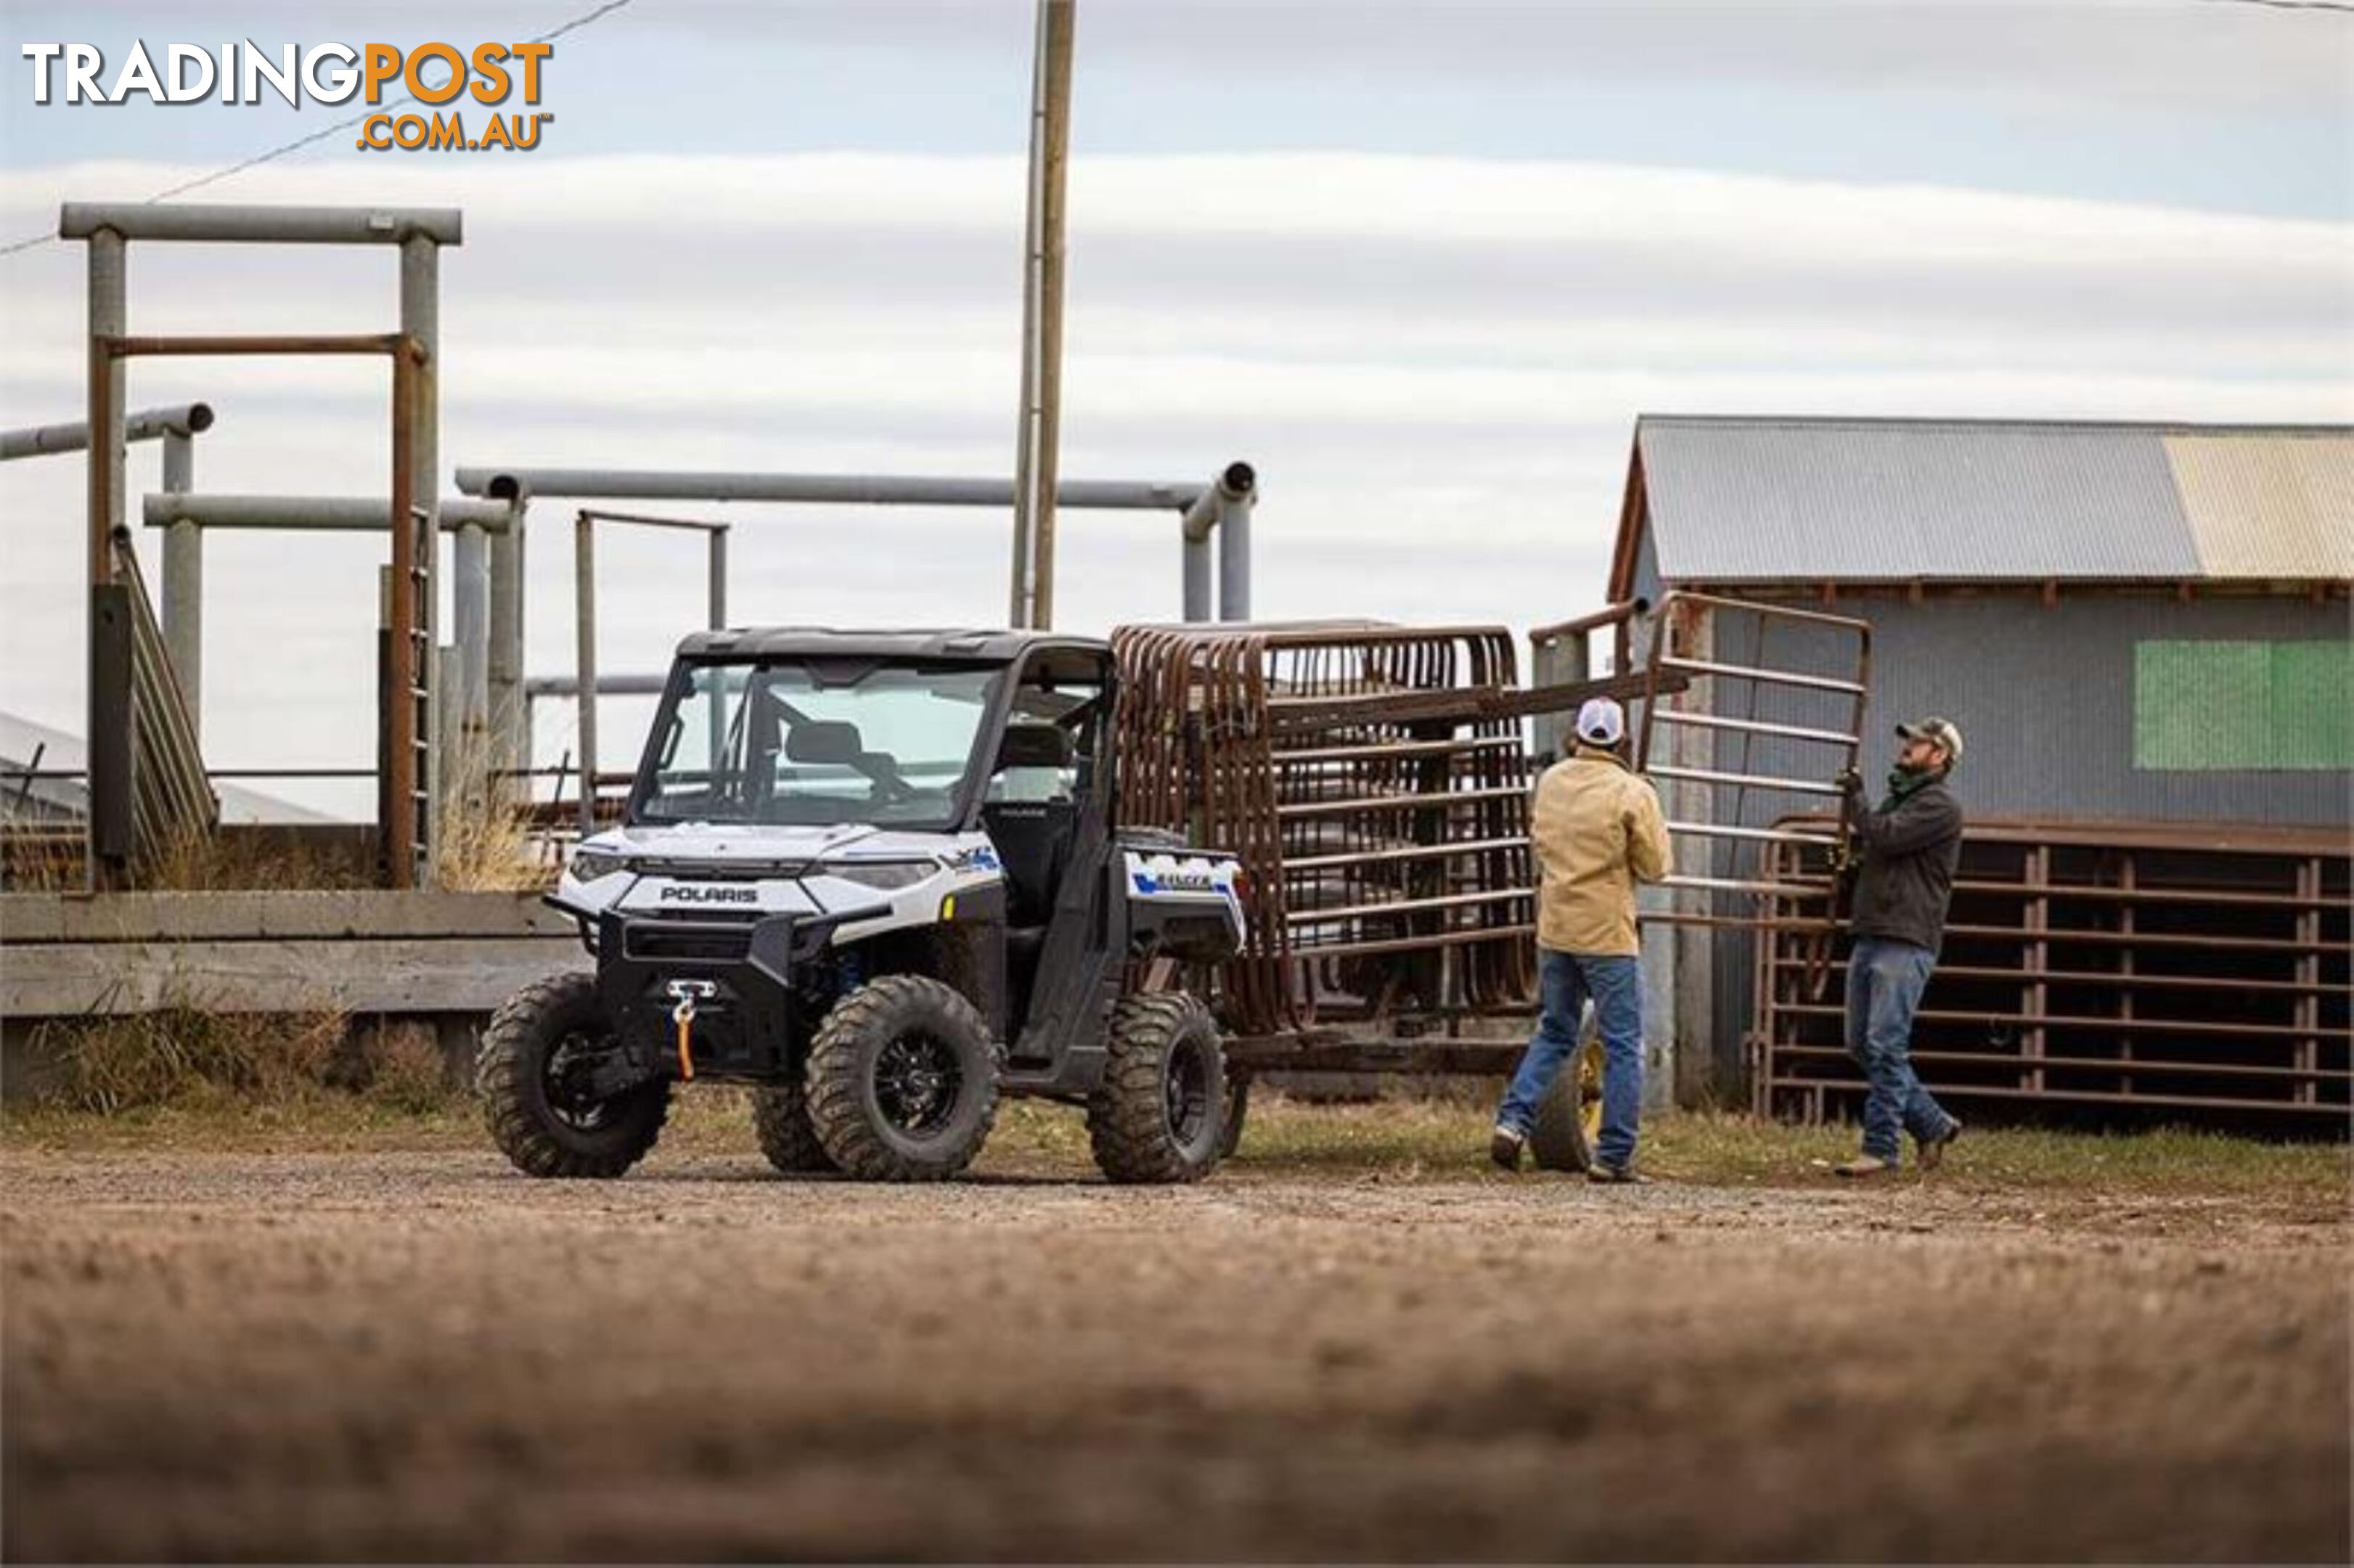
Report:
1490,697,1673,1182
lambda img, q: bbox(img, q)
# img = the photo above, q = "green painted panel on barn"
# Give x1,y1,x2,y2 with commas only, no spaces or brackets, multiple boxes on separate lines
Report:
2136,641,2352,770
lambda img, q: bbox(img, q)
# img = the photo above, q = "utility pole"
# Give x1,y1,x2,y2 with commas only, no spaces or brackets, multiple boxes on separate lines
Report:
1008,0,1075,629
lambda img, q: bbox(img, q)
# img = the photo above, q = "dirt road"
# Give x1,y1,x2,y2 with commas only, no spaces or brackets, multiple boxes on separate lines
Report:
4,1142,2346,1562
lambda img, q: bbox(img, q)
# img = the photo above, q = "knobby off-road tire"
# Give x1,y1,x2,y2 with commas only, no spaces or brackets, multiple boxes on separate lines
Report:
805,976,999,1182
1528,1005,1604,1174
1090,992,1227,1185
751,1080,839,1175
477,971,669,1179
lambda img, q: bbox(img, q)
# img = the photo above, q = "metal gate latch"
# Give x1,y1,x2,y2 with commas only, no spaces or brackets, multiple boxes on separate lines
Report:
664,979,717,1081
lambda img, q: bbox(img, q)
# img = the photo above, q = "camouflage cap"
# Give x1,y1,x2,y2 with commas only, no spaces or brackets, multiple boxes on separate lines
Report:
1896,716,1963,766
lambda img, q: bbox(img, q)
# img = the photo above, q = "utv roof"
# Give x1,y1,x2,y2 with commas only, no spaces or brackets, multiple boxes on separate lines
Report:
676,627,1109,663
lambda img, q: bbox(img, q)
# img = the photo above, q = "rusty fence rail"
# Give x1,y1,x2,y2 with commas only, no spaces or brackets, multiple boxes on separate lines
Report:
1752,819,2351,1125
1112,620,1692,1055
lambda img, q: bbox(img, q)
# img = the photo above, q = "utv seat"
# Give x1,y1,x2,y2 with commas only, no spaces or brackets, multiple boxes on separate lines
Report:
983,724,1079,1024
984,723,1078,919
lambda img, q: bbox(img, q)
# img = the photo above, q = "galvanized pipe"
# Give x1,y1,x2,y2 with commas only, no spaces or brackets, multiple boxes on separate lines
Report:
574,511,598,840
454,523,489,759
1651,709,1859,747
526,674,669,698
59,202,463,246
1217,483,1253,622
489,502,526,788
0,401,213,460
1650,764,1846,798
708,528,729,630
159,429,199,738
141,494,515,531
457,466,1209,510
1182,535,1212,621
1177,461,1256,622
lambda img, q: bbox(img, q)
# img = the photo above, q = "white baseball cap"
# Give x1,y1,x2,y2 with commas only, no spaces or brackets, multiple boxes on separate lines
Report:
1575,697,1626,747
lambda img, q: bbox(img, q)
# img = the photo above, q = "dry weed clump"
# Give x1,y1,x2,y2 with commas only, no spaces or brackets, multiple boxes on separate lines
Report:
27,1012,467,1117
147,821,373,891
353,1020,459,1113
0,824,85,892
34,1010,346,1114
433,727,556,892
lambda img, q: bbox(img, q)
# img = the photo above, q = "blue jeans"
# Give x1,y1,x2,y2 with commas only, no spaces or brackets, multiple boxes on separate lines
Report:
1845,936,1955,1161
1497,950,1643,1169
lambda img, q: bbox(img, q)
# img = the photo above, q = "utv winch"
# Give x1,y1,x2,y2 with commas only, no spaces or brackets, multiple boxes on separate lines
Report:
478,629,1248,1185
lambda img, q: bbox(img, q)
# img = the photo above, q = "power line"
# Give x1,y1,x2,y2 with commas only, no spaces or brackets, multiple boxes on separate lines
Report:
0,0,636,260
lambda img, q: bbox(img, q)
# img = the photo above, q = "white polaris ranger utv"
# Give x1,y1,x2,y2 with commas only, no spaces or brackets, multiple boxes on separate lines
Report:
478,629,1246,1185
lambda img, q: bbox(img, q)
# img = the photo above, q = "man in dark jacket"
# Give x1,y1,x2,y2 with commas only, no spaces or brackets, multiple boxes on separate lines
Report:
1834,716,1966,1177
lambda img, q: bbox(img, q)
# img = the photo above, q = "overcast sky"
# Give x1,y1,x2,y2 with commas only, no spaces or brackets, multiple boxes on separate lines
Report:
3,1,2349,814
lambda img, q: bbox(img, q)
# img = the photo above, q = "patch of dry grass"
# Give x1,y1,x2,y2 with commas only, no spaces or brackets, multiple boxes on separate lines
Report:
7,1070,2343,1210
1217,1089,2349,1202
144,822,373,891
432,727,556,892
14,1010,472,1121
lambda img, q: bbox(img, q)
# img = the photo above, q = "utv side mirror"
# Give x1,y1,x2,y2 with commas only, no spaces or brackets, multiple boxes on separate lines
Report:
785,719,862,767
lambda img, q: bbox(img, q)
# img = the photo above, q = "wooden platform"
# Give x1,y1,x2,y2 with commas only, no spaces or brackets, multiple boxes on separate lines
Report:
1,891,582,1018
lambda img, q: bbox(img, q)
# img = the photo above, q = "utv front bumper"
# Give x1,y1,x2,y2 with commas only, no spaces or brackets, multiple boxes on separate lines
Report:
592,908,839,1079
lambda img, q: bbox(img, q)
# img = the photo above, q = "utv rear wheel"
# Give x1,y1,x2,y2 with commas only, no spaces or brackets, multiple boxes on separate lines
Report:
1090,992,1227,1185
477,971,669,1179
806,976,999,1182
751,1080,838,1175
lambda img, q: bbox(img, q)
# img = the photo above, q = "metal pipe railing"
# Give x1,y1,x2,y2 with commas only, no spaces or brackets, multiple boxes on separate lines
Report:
1651,709,1858,746
458,466,1206,510
0,402,213,460
569,509,732,838
141,494,514,531
454,460,1259,626
1528,597,1648,648
1660,656,1865,695
60,203,462,245
1649,765,1846,797
62,200,457,886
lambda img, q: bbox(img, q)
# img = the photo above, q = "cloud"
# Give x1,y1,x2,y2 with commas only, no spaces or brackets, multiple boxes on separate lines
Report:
1,149,2346,809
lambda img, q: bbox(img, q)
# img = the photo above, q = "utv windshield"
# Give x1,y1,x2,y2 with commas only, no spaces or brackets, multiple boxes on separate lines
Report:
633,659,1002,828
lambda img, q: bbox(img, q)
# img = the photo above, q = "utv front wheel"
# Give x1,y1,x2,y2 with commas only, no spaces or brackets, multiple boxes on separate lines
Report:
477,972,669,1179
752,1080,839,1175
806,976,999,1181
1090,992,1227,1185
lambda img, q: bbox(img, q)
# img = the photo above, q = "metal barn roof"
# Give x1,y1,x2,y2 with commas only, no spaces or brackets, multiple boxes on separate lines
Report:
1619,416,2353,589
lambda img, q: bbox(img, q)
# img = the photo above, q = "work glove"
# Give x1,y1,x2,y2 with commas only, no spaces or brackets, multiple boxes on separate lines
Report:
1834,766,1864,796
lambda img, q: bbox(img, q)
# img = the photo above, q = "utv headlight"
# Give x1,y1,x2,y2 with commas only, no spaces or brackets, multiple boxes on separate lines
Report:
820,859,934,891
567,849,632,883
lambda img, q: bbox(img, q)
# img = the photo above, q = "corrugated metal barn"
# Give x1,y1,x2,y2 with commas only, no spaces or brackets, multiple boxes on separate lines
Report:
1605,415,2350,1128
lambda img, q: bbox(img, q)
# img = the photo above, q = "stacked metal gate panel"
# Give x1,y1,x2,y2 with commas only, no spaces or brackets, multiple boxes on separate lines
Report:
1111,622,1536,1039
1635,590,1873,931
1752,820,2351,1124
108,530,218,871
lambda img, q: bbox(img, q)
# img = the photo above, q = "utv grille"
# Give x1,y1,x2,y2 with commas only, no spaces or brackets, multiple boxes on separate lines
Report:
641,859,806,881
624,920,757,963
